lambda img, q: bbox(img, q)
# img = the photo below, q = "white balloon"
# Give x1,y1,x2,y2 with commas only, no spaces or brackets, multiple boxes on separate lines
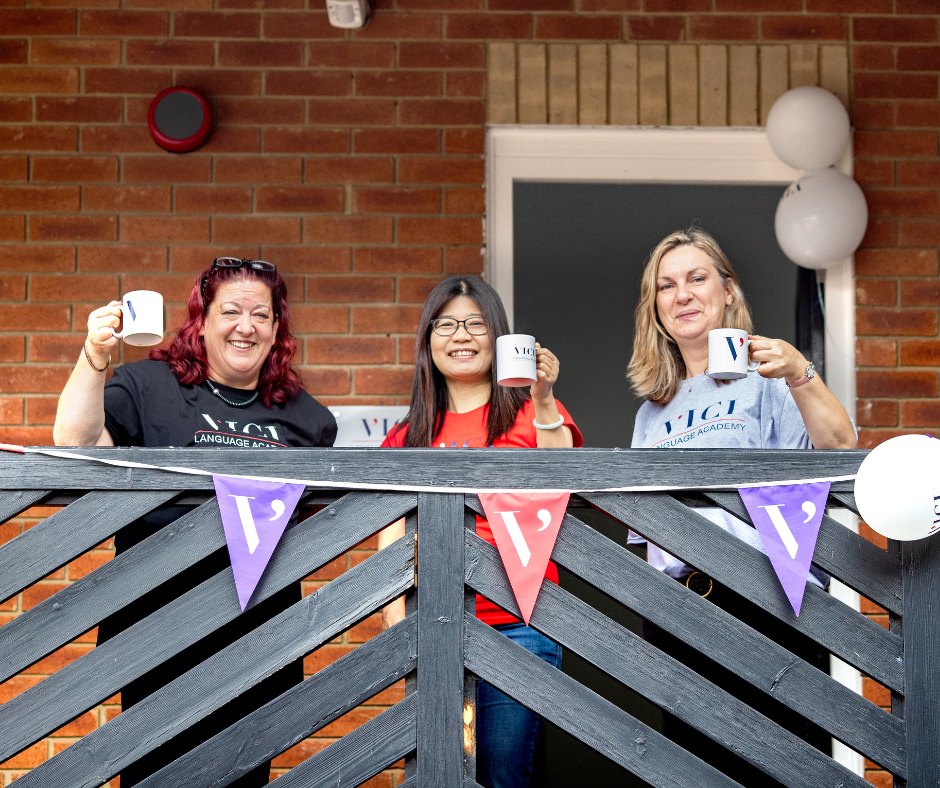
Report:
774,168,868,269
854,434,940,541
766,86,851,170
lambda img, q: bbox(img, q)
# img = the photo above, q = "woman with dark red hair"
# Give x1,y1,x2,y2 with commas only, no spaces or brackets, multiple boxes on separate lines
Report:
54,257,336,785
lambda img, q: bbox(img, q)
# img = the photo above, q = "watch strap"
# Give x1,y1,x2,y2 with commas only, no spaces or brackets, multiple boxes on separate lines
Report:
787,361,815,388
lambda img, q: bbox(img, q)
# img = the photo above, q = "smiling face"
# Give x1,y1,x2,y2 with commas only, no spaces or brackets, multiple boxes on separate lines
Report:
429,295,493,386
655,244,733,354
200,277,278,389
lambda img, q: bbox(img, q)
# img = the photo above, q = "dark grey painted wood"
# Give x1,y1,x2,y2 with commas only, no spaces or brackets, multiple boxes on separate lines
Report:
580,491,904,690
465,615,739,788
0,489,48,524
0,447,866,492
139,617,418,786
902,537,940,786
267,694,417,788
0,489,177,603
0,492,416,762
465,528,901,779
416,492,465,787
703,490,902,614
11,538,414,787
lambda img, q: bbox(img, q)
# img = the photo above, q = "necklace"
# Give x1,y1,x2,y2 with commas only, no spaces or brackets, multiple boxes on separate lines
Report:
204,379,260,408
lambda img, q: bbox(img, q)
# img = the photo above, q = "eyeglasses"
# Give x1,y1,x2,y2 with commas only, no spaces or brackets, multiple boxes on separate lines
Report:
211,257,277,273
430,317,488,336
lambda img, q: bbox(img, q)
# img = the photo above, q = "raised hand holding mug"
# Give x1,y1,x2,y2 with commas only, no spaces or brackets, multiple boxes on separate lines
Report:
707,328,759,380
496,333,537,387
113,290,164,347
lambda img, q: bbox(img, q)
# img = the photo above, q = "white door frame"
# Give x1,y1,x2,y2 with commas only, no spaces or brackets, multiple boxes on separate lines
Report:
484,124,862,775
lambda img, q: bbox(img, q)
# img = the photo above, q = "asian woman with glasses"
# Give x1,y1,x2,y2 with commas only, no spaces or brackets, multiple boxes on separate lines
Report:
53,257,336,785
377,274,583,788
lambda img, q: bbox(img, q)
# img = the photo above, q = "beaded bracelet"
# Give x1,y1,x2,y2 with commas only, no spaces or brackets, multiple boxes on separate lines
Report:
532,414,564,430
83,341,110,373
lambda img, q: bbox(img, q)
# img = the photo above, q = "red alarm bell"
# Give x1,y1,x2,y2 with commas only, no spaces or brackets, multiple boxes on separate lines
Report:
147,87,212,153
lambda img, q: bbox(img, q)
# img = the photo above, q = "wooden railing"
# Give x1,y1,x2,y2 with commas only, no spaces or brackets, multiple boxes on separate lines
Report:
0,447,935,786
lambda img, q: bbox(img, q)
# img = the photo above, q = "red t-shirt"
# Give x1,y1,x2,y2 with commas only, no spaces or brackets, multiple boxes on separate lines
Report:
381,399,583,625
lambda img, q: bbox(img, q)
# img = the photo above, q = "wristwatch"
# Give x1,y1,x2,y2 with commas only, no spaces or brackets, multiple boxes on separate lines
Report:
787,361,816,388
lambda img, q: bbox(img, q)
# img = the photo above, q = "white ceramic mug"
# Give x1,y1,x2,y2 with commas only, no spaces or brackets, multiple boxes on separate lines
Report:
706,328,759,380
496,333,537,387
113,290,164,347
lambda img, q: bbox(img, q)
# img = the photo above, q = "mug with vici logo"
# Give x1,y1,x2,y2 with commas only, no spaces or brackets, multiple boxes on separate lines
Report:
496,333,537,387
706,328,759,380
113,290,164,347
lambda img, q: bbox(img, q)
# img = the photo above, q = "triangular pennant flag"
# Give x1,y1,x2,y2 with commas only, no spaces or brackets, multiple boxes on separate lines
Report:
479,492,570,624
739,481,831,616
213,475,305,611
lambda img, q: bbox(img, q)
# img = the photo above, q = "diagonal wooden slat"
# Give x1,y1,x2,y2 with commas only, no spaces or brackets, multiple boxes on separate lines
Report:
465,528,903,778
12,536,414,788
0,489,49,526
0,492,416,762
465,615,738,787
0,489,178,602
268,693,418,788
139,616,418,787
581,491,904,690
702,490,902,614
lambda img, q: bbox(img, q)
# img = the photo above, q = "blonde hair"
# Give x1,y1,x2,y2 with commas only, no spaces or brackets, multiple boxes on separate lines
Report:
627,227,753,405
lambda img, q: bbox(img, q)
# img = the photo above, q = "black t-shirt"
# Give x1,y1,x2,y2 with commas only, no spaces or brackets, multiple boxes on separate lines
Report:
104,358,337,450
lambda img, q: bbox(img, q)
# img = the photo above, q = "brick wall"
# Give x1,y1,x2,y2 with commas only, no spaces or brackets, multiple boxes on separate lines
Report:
1,2,937,786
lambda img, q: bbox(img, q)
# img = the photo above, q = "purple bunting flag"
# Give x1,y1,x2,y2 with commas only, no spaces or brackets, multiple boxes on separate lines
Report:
213,475,305,611
739,481,831,616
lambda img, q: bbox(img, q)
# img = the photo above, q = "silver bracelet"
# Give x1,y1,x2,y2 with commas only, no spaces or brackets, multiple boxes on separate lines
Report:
532,414,564,430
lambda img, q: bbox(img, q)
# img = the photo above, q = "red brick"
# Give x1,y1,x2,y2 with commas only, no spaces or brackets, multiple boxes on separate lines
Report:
306,337,394,365
398,42,485,70
0,740,47,769
124,156,211,184
356,70,442,98
446,71,485,98
269,247,351,274
0,186,79,212
898,161,940,188
852,44,895,71
856,307,937,337
82,126,164,154
445,128,484,155
174,11,260,38
854,131,937,158
0,245,74,271
119,216,208,244
868,188,940,218
853,159,894,189
26,395,58,424
83,186,172,213
51,709,98,737
447,13,533,39
84,67,172,96
0,66,78,95
398,217,482,245
126,39,215,66
900,279,940,306
0,39,28,65
0,98,30,124
172,69,262,96
308,42,396,69
897,102,940,128
215,157,302,184
299,366,351,395
897,45,940,71
577,0,642,7
303,216,393,245
354,367,414,395
899,219,940,246
261,129,347,155
0,336,26,363
444,187,483,214
256,187,344,214
352,306,422,334
398,276,440,304
900,339,940,367
856,278,898,307
79,11,168,36
856,338,897,367
856,399,898,427
266,71,352,97
176,187,252,214
444,246,485,274
361,12,444,41
0,9,76,36
856,370,938,398
901,400,940,427
308,276,394,303
355,187,440,214
852,100,895,130
0,274,26,300
762,14,846,40
31,274,119,303
626,15,686,40
32,155,118,182
535,14,622,39
0,396,24,423
855,73,939,100
400,98,485,126
0,217,25,242
304,157,394,185
306,98,396,126
32,38,121,65
30,215,116,243
853,16,939,42
399,157,484,185
854,248,937,277
355,247,442,274
216,216,303,245
28,642,94,674
353,128,440,155
78,245,166,273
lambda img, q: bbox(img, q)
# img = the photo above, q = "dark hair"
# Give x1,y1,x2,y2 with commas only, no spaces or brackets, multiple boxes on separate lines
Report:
150,261,303,406
401,275,527,447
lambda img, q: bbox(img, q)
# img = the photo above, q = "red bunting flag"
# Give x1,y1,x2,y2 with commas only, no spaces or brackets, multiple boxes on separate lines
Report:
478,492,570,624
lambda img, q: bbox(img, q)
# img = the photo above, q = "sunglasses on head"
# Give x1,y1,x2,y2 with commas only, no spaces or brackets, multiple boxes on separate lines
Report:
211,257,277,273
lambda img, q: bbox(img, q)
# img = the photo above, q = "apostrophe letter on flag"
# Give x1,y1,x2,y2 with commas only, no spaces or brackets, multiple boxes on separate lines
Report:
478,492,570,624
213,475,305,611
739,481,831,616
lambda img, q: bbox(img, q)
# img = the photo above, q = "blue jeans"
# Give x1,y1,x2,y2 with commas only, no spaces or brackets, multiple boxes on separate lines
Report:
476,623,562,788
